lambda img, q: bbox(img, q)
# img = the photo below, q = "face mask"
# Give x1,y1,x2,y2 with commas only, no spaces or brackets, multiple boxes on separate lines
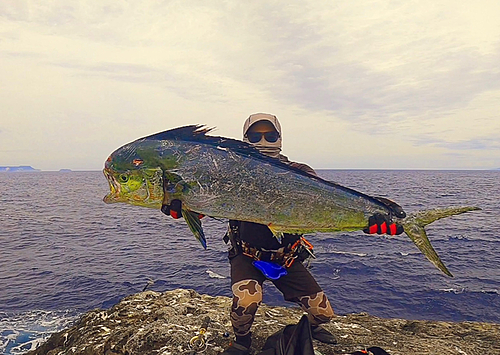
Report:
252,143,281,158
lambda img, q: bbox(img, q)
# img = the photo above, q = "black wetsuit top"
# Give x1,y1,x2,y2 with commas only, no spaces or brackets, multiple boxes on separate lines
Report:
237,221,300,250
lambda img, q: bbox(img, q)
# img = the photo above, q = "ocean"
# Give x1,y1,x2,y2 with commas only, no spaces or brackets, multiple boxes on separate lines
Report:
1,170,499,354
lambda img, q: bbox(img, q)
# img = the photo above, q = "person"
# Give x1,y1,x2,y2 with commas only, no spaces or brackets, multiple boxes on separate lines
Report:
163,113,404,355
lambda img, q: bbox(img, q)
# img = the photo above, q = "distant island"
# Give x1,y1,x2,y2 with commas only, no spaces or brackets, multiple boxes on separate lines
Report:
0,166,41,172
59,169,73,172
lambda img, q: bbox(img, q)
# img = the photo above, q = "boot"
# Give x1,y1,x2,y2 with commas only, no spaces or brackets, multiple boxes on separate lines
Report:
311,325,337,344
220,341,251,355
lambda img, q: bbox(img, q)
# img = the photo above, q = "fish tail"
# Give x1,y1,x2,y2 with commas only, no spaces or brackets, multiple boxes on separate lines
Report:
401,206,481,277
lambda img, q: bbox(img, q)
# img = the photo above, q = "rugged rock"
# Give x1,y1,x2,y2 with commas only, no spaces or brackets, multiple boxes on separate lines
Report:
27,289,500,355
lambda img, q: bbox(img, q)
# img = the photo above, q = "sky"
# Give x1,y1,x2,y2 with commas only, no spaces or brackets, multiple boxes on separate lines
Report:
1,0,499,171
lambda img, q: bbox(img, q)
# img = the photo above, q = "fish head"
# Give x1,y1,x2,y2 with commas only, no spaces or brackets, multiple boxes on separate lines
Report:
103,151,164,209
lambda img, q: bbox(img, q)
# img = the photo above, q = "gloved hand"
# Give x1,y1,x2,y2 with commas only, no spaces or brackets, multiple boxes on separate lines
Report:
363,213,403,235
161,199,204,219
161,199,183,219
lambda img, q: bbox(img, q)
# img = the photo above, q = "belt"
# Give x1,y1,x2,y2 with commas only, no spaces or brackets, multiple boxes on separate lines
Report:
238,237,314,268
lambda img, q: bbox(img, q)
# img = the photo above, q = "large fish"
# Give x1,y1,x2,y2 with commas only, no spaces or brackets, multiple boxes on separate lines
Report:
103,125,480,277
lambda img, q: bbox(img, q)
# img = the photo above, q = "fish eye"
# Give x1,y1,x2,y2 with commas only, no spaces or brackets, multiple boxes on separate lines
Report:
119,174,129,182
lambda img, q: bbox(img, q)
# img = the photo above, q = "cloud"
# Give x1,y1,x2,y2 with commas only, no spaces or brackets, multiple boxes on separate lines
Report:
5,1,499,118
256,9,500,131
1,0,500,170
414,136,500,151
46,60,170,84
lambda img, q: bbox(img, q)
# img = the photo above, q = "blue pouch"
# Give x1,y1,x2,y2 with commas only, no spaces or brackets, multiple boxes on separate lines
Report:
253,260,288,280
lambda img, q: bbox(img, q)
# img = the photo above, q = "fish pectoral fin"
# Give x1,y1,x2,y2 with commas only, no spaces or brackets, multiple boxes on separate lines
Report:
181,208,207,249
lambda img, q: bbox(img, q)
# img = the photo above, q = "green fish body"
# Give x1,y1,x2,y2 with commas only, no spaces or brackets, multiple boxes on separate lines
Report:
103,125,480,277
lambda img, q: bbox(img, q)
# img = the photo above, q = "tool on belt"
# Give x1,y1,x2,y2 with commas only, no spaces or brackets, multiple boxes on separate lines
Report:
223,221,315,280
239,237,315,268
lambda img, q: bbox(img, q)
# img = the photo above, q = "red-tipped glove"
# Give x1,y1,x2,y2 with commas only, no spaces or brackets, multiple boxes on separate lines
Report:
161,199,183,219
363,213,403,236
161,199,204,219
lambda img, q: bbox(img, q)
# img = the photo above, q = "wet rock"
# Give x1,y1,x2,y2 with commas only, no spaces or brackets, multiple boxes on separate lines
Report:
27,289,500,355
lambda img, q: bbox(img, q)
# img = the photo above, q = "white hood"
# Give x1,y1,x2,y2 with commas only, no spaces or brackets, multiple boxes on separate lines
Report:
242,113,282,158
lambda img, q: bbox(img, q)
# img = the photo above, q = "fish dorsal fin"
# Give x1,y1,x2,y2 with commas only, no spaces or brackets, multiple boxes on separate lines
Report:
142,125,271,162
141,125,212,142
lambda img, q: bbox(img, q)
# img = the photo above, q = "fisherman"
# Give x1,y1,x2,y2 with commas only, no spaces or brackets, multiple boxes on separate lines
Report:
163,113,403,355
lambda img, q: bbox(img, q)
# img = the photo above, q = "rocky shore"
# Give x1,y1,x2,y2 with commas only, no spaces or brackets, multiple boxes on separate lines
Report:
27,289,500,355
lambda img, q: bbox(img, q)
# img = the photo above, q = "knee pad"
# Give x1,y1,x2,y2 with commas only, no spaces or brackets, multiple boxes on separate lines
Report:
297,291,334,324
232,279,263,310
231,280,263,336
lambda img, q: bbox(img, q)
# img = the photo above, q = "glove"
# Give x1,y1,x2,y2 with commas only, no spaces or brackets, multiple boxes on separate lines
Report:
161,199,204,219
161,199,183,219
363,213,403,235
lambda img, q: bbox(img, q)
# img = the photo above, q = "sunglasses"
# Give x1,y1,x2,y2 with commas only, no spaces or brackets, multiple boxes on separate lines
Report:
246,131,280,143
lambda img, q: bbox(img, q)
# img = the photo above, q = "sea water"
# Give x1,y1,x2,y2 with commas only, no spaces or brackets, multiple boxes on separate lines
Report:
1,170,499,353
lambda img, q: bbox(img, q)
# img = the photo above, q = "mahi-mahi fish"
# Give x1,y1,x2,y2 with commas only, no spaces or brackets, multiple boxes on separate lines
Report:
103,125,480,277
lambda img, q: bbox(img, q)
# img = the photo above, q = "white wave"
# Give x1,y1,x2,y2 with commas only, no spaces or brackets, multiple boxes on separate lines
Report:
331,269,341,280
399,251,420,256
0,310,77,355
439,288,466,294
8,336,46,355
329,250,367,257
206,270,226,279
439,287,499,295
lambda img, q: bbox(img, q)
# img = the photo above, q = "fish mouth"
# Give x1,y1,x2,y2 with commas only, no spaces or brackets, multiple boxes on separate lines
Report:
103,169,122,204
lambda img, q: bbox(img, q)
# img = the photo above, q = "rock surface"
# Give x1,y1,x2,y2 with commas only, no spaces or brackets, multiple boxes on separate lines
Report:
27,289,500,355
